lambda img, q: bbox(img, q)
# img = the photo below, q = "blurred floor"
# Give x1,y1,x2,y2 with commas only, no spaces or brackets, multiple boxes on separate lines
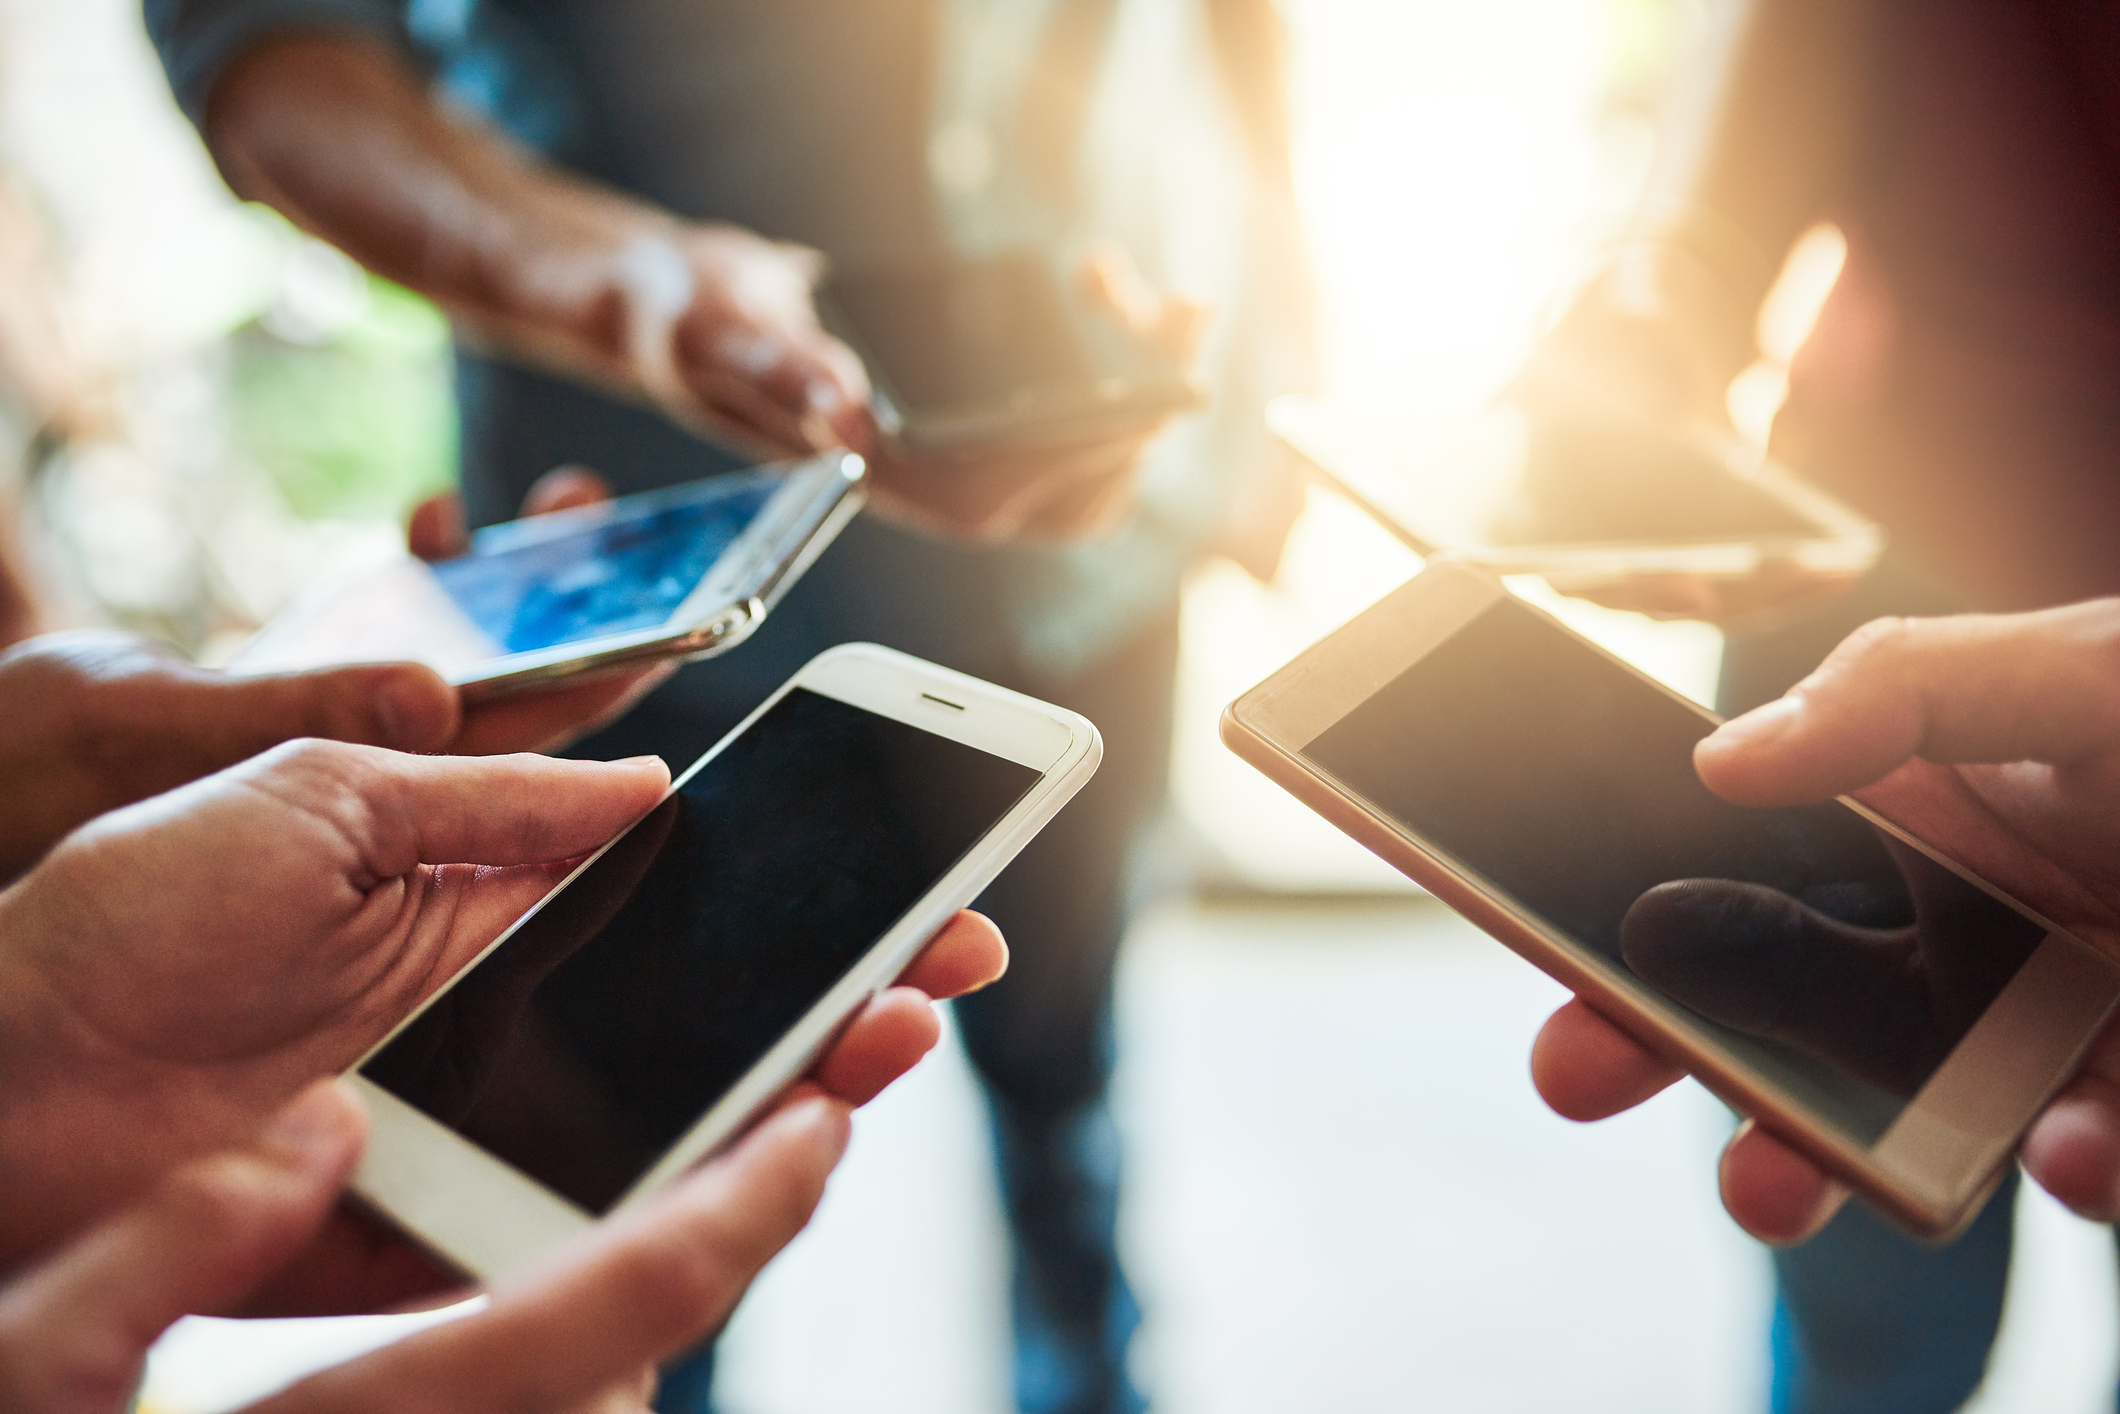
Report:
711,897,2120,1414
720,895,1774,1414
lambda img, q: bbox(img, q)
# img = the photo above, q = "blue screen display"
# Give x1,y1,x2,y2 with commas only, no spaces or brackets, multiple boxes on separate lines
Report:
433,474,778,653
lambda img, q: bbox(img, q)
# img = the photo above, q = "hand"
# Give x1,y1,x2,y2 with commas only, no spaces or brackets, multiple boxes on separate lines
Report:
406,465,674,755
0,1078,867,1414
0,633,461,885
0,469,676,883
1531,601,2120,1241
0,743,669,1268
854,246,1206,543
605,225,871,466
0,736,1005,1311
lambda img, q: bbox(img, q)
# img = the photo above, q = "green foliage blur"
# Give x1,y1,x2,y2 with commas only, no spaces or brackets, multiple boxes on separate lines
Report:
227,272,456,524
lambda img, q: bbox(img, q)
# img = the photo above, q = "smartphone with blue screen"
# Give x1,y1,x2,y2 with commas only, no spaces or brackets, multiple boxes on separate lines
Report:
232,454,864,698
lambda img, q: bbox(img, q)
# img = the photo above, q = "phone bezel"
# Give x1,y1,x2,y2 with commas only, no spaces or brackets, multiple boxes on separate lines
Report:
349,642,1103,1279
232,455,867,701
1221,559,2120,1238
1268,395,1883,585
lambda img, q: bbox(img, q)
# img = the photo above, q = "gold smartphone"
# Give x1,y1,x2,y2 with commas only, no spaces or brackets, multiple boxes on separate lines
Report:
821,254,1204,452
1222,560,2119,1237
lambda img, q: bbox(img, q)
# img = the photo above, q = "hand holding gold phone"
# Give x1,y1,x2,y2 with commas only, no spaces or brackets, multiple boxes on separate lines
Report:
1223,561,2119,1237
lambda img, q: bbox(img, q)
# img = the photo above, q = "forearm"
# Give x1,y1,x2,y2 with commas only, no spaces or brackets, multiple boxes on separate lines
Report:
203,34,667,392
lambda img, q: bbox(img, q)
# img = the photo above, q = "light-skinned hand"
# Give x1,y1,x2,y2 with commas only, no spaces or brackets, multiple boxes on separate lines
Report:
850,245,1206,543
0,1077,869,1414
0,740,1006,1315
0,466,683,885
607,231,1206,545
1504,243,1857,627
1531,600,2120,1241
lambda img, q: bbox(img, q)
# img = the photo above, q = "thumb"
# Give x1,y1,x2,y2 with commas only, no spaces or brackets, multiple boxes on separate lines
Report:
201,661,461,757
0,1081,365,1414
1697,601,2120,806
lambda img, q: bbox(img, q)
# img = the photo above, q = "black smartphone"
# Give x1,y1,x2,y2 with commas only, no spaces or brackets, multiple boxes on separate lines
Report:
821,252,1203,451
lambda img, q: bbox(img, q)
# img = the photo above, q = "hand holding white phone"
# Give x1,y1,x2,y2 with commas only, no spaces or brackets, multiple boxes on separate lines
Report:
350,643,1100,1278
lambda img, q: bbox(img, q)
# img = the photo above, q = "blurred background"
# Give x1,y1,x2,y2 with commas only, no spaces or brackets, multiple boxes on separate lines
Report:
4,0,2111,1410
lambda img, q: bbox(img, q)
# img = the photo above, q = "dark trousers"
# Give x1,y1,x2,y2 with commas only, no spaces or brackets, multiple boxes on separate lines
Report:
459,354,1163,1414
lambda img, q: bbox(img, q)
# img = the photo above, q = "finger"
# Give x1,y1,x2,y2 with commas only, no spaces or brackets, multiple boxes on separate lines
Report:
1078,243,1146,320
235,1198,463,1318
1618,878,1941,1096
2021,1018,2120,1220
408,492,470,562
1719,1119,1847,1244
893,910,1008,1000
521,466,616,517
808,988,942,1106
1697,601,2120,806
0,1082,363,1413
209,660,461,756
690,361,824,457
266,1096,850,1414
450,664,675,757
232,740,671,874
1529,998,1684,1121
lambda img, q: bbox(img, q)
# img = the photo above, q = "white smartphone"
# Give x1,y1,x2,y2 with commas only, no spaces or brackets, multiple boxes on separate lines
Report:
1223,560,2120,1238
349,643,1101,1278
820,253,1204,451
231,454,866,700
1269,395,1881,594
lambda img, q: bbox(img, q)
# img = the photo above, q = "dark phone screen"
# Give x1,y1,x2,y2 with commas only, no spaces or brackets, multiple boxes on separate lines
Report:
826,255,1098,409
363,687,1039,1213
433,472,778,653
1303,598,2043,1145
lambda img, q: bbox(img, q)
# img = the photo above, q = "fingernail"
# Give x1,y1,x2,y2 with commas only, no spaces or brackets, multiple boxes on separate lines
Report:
1709,694,1802,751
804,379,844,414
378,671,452,751
615,753,666,769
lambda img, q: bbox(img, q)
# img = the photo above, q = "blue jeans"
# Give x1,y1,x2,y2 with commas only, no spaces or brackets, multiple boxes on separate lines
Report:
1768,1174,2015,1414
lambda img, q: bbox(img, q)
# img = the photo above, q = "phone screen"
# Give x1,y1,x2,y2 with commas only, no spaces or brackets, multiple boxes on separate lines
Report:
1492,416,1815,544
1323,411,1819,551
436,471,779,655
362,687,1039,1213
826,255,1097,410
1301,597,2044,1146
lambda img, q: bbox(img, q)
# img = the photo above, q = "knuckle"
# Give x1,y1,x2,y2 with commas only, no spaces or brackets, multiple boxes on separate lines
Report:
1837,614,1916,666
